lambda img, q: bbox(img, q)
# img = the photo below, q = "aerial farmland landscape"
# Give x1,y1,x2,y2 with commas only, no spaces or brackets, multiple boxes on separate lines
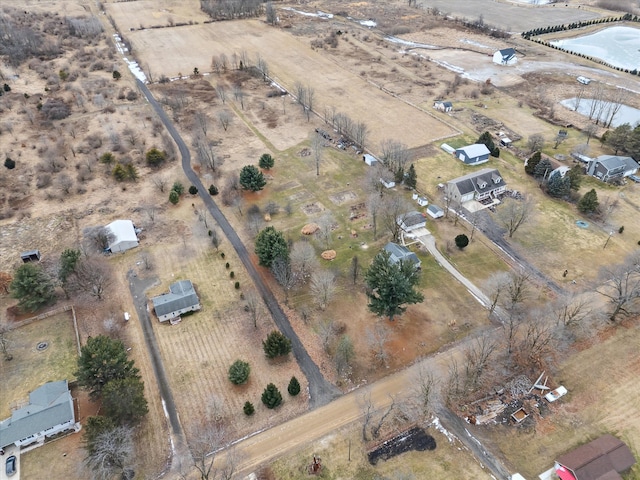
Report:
1,0,640,479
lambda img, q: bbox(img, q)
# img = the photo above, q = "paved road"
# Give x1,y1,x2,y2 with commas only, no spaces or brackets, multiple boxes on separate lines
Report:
212,332,511,479
127,271,190,476
135,79,340,409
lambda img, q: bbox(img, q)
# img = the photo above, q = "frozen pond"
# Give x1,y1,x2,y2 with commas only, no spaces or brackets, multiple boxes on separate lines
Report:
550,26,640,71
561,98,640,128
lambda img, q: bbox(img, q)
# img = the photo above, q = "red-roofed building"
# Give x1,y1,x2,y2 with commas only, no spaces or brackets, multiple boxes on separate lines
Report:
554,435,636,480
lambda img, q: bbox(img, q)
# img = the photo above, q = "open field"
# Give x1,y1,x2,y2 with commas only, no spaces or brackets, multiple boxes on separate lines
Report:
488,323,640,479
0,312,78,418
270,421,493,480
104,0,209,32
126,20,459,151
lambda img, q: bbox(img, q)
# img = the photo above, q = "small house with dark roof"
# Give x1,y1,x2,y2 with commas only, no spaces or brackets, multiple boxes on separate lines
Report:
554,435,635,480
446,168,507,204
587,155,639,182
384,242,421,269
0,380,78,450
151,280,201,322
434,100,453,112
493,48,517,66
427,204,444,219
397,211,427,232
455,144,491,165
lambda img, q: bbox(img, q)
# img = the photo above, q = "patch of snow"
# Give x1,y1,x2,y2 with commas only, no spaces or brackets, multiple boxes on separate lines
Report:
509,0,553,3
550,26,640,71
281,7,332,18
560,98,640,128
385,36,439,49
431,59,466,75
430,417,456,443
460,38,491,50
360,20,377,28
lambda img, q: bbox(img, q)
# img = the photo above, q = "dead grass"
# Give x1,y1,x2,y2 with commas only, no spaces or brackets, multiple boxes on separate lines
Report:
104,0,210,32
489,323,640,479
0,312,78,418
270,421,492,480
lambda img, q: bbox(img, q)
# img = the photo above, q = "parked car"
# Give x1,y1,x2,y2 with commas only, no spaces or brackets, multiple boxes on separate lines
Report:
545,386,568,403
6,455,16,476
628,174,640,183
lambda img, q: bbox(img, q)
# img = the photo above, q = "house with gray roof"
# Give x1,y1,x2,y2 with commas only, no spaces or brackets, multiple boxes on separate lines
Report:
397,211,427,232
587,155,639,182
106,219,139,253
0,380,78,450
493,48,517,66
445,168,507,204
151,279,201,322
434,100,453,112
427,204,444,219
384,243,421,269
455,144,491,165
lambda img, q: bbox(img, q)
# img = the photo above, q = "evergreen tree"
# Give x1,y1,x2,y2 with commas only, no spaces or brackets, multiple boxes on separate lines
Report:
239,165,266,191
364,250,424,321
255,226,288,267
76,335,140,400
102,377,148,425
146,147,167,167
405,164,417,189
10,263,56,312
58,248,81,284
243,401,255,416
606,123,631,154
578,189,599,214
228,360,251,385
477,131,499,157
262,331,292,358
454,234,469,249
259,153,275,170
534,158,552,180
547,172,571,198
525,151,542,175
261,383,283,409
288,376,301,396
567,165,583,191
169,190,179,205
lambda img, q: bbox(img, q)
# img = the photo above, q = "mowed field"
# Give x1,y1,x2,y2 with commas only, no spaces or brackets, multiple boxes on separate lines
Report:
123,20,458,151
0,312,79,418
104,0,210,32
145,200,308,442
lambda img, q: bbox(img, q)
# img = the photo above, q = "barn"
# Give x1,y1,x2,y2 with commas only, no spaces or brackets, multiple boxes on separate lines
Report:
106,219,139,253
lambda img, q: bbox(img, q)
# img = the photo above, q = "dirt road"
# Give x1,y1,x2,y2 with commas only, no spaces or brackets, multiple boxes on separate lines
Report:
212,333,510,479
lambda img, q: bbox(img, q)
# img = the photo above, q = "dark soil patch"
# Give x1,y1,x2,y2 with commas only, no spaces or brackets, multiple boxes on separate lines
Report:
367,426,436,465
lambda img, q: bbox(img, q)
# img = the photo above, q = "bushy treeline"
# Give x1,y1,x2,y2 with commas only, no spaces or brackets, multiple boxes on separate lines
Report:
200,0,262,20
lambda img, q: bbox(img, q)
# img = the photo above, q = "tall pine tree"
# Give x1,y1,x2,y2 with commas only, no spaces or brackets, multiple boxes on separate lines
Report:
405,164,417,189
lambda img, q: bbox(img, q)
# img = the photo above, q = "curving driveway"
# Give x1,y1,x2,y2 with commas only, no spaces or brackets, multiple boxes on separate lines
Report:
135,79,340,409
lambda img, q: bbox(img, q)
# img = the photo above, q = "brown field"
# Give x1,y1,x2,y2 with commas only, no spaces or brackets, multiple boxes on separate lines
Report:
104,0,210,32
125,20,459,151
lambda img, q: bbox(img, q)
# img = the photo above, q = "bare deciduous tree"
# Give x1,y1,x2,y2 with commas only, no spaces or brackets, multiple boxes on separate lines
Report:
210,228,221,251
359,392,375,441
310,269,336,310
56,173,74,195
85,425,135,480
349,255,360,285
317,318,335,352
311,132,324,176
143,204,157,225
412,364,436,418
380,139,410,177
596,252,640,322
194,133,218,171
265,1,277,25
290,241,318,284
244,289,262,328
0,324,12,360
152,175,168,193
496,195,534,238
463,334,496,390
271,257,295,305
218,110,232,131
232,85,245,109
188,422,240,480
381,194,411,242
69,257,112,300
317,213,334,249
366,323,390,367
334,334,355,377
367,193,383,239
194,111,210,137
215,84,227,104
371,395,396,439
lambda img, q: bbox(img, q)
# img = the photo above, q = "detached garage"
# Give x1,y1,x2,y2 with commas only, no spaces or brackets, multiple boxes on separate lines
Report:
106,219,139,253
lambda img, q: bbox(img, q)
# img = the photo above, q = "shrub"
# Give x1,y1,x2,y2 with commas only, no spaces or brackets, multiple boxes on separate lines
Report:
619,226,624,234
230,271,235,278
112,70,121,80
99,152,115,165
112,163,127,182
259,153,275,170
234,281,240,289
4,158,15,169
146,147,167,167
188,185,198,195
225,262,230,269
455,234,469,249
169,190,179,205
41,99,71,120
263,331,292,359
288,376,301,396
171,182,184,195
261,383,283,409
220,252,225,259
228,360,250,385
243,401,255,416
208,184,219,195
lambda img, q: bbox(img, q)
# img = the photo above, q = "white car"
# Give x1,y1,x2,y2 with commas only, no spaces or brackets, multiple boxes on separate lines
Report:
545,386,568,403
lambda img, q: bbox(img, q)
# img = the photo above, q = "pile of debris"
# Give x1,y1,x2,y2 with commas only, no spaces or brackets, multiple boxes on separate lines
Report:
461,373,567,427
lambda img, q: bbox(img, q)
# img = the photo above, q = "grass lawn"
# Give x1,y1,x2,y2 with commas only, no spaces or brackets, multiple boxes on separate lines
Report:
0,312,79,418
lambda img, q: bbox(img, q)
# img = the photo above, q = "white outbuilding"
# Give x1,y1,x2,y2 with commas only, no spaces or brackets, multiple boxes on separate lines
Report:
493,48,517,66
106,219,139,253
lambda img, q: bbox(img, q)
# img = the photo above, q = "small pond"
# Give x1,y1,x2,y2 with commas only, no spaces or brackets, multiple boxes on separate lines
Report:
576,220,589,228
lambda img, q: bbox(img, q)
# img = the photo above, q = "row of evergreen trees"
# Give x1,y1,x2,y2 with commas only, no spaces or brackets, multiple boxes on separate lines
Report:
521,14,637,39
